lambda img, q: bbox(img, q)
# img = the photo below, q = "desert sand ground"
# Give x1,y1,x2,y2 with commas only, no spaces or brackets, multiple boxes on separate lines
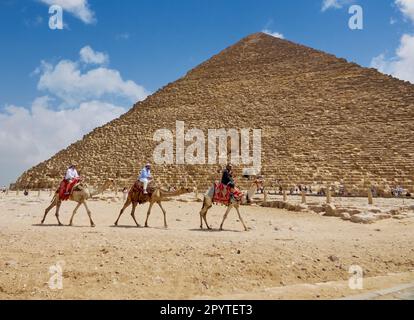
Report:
0,191,413,300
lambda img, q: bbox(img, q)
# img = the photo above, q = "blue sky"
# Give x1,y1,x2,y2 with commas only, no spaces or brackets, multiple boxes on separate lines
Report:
0,0,413,185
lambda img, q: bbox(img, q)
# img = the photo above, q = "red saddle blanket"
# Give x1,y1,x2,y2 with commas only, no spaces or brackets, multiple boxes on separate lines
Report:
213,183,243,205
129,181,155,204
58,178,80,201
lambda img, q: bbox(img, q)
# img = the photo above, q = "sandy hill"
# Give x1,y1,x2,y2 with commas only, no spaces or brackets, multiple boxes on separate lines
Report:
14,33,414,194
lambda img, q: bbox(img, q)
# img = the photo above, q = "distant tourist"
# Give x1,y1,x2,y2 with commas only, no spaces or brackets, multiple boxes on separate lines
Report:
394,186,404,197
371,186,377,197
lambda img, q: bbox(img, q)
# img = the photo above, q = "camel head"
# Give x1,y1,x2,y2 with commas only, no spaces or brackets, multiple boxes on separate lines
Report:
86,179,115,197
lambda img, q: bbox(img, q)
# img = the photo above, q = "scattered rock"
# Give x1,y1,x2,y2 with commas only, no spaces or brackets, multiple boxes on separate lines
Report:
393,215,408,220
5,260,17,267
374,213,392,221
324,204,337,217
153,276,165,284
389,209,402,216
351,213,376,224
329,255,339,262
308,205,324,214
295,204,308,212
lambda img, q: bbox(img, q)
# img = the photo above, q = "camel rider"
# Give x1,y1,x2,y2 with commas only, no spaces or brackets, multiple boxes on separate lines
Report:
222,164,236,200
139,163,152,194
64,164,80,196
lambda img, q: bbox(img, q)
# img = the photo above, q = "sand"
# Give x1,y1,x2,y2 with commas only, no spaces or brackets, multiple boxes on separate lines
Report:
0,191,413,300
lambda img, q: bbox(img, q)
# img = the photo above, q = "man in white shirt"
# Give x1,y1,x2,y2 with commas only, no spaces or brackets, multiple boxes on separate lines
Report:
64,164,80,196
138,163,152,194
65,165,79,181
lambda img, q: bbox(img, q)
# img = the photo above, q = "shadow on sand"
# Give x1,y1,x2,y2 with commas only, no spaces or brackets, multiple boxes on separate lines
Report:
188,228,243,233
110,225,142,229
32,223,65,227
32,223,92,228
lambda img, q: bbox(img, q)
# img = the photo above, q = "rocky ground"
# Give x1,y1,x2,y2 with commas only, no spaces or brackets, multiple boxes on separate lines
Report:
263,193,414,224
0,191,413,300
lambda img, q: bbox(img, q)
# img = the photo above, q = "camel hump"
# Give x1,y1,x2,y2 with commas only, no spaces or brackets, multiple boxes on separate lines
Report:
130,181,156,200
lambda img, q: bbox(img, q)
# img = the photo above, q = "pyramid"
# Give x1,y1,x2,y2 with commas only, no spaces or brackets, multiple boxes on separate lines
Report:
14,33,414,194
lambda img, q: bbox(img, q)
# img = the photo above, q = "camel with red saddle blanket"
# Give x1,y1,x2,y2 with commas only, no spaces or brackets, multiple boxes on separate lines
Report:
114,181,193,228
199,181,259,231
41,179,115,227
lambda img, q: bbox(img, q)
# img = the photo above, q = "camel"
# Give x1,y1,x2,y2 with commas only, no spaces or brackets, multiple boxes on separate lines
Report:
114,184,193,228
199,181,259,231
41,179,114,227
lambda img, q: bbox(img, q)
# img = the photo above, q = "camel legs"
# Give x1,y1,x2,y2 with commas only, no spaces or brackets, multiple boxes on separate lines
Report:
114,198,132,226
83,201,95,227
158,201,168,229
68,202,82,226
144,202,168,229
54,202,64,226
144,202,154,228
219,205,248,231
41,196,58,224
219,205,233,231
199,198,212,230
235,205,248,231
130,203,141,227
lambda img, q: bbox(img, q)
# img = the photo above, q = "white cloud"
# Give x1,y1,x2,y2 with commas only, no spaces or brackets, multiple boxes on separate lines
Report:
262,29,284,39
39,0,95,24
321,0,354,12
37,47,148,106
371,34,414,84
0,97,125,185
396,0,414,23
0,45,149,185
24,15,44,27
116,33,131,40
80,46,109,65
370,1,414,84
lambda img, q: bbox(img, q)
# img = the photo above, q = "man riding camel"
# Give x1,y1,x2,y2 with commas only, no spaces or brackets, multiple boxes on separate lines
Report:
64,164,80,196
138,163,153,194
222,163,236,201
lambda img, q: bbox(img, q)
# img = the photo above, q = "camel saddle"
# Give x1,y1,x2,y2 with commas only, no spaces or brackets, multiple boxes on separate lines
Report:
129,181,156,204
213,183,243,205
58,178,83,201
